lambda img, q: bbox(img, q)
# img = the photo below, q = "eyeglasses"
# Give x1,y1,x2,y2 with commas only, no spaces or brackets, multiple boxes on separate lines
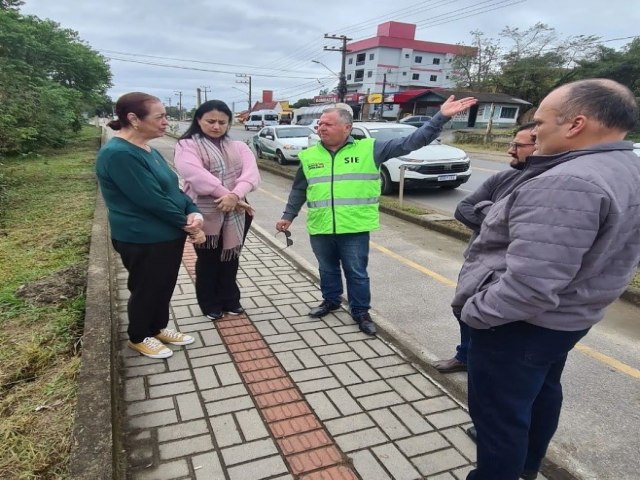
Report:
508,142,536,149
276,230,293,248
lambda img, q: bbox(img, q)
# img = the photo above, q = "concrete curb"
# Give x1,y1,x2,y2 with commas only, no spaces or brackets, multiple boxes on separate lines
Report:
255,159,640,308
69,193,115,480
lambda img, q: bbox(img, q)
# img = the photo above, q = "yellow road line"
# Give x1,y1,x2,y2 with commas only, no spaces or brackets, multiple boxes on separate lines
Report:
473,166,500,173
258,186,639,380
574,343,640,379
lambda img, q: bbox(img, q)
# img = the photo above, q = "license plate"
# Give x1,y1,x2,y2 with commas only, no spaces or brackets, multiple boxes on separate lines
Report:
437,174,457,182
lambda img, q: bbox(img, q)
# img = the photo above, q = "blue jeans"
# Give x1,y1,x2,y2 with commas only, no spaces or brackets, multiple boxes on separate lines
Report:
452,306,470,364
309,232,371,316
465,321,589,480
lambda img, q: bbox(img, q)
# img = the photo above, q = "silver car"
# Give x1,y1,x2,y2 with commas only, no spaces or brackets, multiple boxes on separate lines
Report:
253,126,314,165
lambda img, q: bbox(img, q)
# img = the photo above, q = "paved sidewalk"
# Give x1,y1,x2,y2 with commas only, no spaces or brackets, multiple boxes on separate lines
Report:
114,230,547,480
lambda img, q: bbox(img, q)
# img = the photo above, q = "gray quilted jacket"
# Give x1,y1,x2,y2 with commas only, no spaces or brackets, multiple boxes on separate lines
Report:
453,141,640,331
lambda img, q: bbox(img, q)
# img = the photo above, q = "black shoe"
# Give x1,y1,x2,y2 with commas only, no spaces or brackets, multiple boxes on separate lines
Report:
432,357,467,374
353,312,377,335
309,301,340,318
465,426,477,442
520,471,538,480
225,306,245,315
206,311,224,320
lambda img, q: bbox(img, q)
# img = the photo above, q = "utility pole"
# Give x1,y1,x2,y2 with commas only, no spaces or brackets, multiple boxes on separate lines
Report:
236,74,252,111
379,73,387,119
322,34,352,103
201,86,211,102
196,88,202,107
174,90,183,120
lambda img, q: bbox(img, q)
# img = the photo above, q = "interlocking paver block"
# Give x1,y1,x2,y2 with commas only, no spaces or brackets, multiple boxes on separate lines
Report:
149,379,195,398
218,325,256,336
329,364,362,386
235,408,269,440
387,376,425,402
129,410,178,429
215,362,242,385
406,373,443,398
300,465,359,480
427,409,472,429
396,431,450,457
358,391,404,410
277,430,333,455
226,455,289,480
269,414,322,438
321,352,360,365
414,395,458,415
441,427,477,461
237,356,280,373
227,340,268,353
131,459,189,480
349,450,392,480
177,392,204,421
334,426,387,452
370,408,411,440
201,383,248,402
248,377,295,396
290,366,332,383
255,388,302,408
193,366,219,390
392,403,434,434
232,348,272,362
325,413,374,436
158,433,214,460
243,366,287,383
263,401,312,422
325,388,361,415
372,443,421,480
221,438,279,465
217,317,252,328
127,397,174,416
223,332,263,344
288,445,343,475
157,419,208,442
210,414,241,447
206,395,254,416
192,452,225,480
297,377,341,394
305,391,340,420
413,448,468,476
275,351,305,371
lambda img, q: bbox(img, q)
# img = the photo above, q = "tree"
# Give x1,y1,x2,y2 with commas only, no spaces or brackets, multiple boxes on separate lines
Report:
0,0,23,11
291,98,313,108
0,8,112,154
451,30,501,91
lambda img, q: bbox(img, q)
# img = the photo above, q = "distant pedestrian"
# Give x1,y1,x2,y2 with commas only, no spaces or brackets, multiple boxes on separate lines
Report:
454,79,640,480
174,100,260,321
97,92,204,359
276,95,477,335
433,122,536,374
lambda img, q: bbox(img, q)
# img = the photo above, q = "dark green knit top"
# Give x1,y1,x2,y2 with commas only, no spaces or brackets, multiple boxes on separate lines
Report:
96,137,199,243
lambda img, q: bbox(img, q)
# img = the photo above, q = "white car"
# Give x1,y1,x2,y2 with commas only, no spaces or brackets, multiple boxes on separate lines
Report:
634,143,640,156
252,125,314,164
309,122,471,194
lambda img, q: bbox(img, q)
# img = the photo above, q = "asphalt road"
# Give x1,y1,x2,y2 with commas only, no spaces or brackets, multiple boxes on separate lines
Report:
154,127,640,480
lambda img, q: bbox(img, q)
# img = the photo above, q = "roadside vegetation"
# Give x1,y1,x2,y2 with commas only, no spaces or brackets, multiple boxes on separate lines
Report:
0,126,99,479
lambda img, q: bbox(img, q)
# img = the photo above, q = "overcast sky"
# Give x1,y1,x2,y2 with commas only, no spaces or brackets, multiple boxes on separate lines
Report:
20,0,640,111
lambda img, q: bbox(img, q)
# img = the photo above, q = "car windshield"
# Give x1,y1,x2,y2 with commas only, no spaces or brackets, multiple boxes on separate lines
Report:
277,127,313,138
366,126,417,142
264,114,278,121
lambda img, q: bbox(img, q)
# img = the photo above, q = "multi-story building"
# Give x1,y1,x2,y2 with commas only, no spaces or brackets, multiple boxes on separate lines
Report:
344,21,470,119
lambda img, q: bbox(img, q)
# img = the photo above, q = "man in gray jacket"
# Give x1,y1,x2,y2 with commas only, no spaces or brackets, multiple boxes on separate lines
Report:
433,122,536,374
456,79,640,480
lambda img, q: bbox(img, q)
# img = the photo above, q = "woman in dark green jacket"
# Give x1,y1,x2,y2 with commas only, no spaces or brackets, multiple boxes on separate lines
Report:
96,92,204,359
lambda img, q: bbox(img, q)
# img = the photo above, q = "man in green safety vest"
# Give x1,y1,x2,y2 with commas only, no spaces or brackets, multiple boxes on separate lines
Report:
275,96,477,335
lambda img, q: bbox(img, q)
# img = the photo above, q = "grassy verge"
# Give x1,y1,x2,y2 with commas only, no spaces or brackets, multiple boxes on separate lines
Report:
0,126,99,479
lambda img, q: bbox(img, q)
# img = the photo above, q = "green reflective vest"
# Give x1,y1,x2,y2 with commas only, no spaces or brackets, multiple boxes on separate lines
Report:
299,138,380,235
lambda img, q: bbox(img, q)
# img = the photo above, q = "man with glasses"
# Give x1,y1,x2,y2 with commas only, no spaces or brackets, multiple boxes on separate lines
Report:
275,96,477,335
433,122,537,375
455,79,639,480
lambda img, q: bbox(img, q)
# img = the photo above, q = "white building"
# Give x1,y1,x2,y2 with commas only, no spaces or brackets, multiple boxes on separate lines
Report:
345,21,469,98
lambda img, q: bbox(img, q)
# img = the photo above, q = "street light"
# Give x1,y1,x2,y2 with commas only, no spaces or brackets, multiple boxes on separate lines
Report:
311,59,339,77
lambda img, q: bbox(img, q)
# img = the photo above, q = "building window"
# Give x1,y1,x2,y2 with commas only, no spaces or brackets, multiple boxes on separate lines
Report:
430,75,438,82
500,107,517,119
402,72,407,76
354,69,364,82
477,106,485,118
432,58,440,65
356,53,366,66
405,53,410,58
448,58,452,63
445,74,450,79
369,53,374,60
347,74,352,80
348,58,353,65
367,70,372,78
415,55,422,63
412,73,420,81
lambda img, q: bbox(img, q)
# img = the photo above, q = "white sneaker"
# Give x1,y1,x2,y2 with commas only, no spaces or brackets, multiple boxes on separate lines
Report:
155,328,195,346
128,337,173,359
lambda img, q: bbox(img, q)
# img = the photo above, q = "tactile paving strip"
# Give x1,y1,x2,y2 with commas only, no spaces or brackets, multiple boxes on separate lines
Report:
182,242,361,480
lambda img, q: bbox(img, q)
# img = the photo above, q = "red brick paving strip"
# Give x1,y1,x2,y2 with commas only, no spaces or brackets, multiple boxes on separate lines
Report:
182,242,361,479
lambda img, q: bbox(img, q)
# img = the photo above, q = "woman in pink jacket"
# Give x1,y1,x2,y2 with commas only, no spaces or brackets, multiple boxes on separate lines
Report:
174,100,261,320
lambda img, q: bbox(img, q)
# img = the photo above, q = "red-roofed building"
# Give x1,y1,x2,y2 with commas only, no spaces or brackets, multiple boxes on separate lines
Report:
345,22,473,119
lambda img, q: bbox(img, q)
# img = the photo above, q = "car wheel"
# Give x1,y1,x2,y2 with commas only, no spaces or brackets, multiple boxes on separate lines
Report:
255,146,262,158
440,182,462,190
276,150,288,165
380,167,396,195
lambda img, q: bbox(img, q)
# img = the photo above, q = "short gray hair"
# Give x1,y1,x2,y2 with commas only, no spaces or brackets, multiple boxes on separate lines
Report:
554,79,637,132
322,107,353,125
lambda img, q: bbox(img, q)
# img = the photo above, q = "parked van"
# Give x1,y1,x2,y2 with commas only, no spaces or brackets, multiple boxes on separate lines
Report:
245,110,279,130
